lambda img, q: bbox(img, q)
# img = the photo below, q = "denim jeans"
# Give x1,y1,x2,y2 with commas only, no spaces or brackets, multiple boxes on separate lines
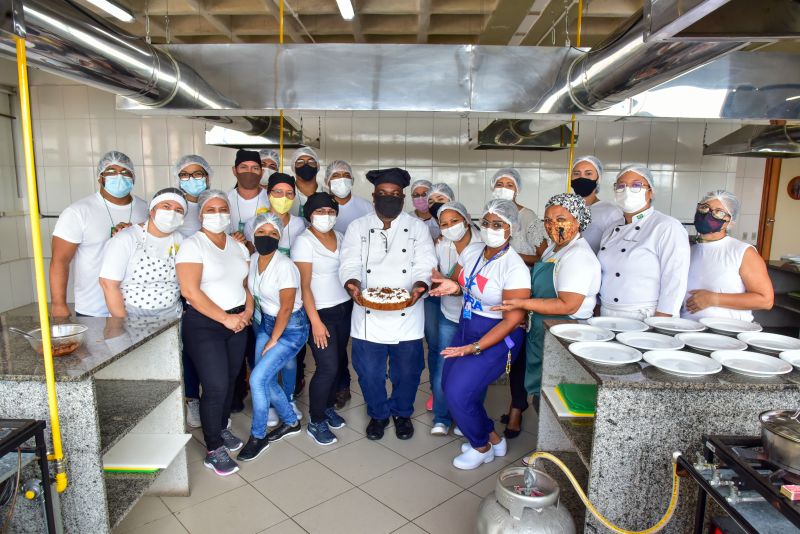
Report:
250,309,309,439
253,317,296,402
432,315,459,427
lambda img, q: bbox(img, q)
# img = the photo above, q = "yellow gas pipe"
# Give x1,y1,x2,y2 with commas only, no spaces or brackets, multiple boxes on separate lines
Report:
14,36,68,494
566,0,583,192
278,0,285,169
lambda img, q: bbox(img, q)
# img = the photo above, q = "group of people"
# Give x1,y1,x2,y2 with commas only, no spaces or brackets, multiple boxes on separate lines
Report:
49,147,774,477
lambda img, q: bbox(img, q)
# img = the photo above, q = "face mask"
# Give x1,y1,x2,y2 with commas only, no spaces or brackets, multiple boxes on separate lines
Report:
152,209,184,234
441,222,467,242
180,178,207,197
269,195,294,215
614,188,648,214
260,169,276,186
329,178,352,199
295,165,318,182
236,171,262,190
545,220,579,245
412,196,429,212
254,235,280,255
430,202,444,219
311,214,337,233
570,178,597,198
492,187,515,201
103,175,134,198
480,227,507,248
374,195,404,219
694,211,727,235
202,213,230,234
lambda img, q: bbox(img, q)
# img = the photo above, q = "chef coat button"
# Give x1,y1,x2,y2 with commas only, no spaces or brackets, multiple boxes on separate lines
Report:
615,228,620,232
366,310,371,314
615,273,620,277
402,249,406,253
600,247,606,251
613,298,619,302
621,248,626,252
404,228,409,232
367,269,371,273
370,229,375,233
635,226,640,230
401,313,406,317
402,269,407,273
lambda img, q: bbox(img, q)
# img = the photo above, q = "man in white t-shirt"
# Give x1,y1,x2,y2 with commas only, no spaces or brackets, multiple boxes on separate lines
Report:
50,150,148,318
227,149,268,251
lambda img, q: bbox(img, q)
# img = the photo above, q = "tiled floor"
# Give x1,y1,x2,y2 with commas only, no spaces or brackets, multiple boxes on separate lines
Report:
114,363,539,534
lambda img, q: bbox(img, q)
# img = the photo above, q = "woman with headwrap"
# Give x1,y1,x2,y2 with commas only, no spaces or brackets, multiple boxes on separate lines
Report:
682,190,773,321
494,193,602,405
570,155,623,253
174,154,213,237
489,168,547,266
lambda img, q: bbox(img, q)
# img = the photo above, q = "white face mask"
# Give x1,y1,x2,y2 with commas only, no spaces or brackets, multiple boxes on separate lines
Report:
492,187,515,201
202,212,231,234
259,168,276,186
480,227,507,248
329,178,353,199
311,214,337,233
441,222,467,242
614,188,649,214
152,209,184,234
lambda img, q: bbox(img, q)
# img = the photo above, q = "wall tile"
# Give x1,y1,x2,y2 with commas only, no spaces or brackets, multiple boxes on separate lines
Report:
89,119,118,162
675,121,705,171
65,119,94,167
39,120,69,166
740,178,763,215
621,121,651,167
62,86,90,119
351,116,379,166
40,166,71,214
538,149,569,169
69,166,97,202
457,168,487,216
0,217,20,262
698,171,728,195
517,167,541,213
190,121,220,167
166,118,195,165
378,116,406,166
36,86,64,120
744,158,765,180
647,121,677,170
538,169,564,216
671,171,701,221
9,259,33,308
511,148,541,169
650,170,674,215
404,117,432,166
115,118,144,167
457,118,485,167
573,120,596,153
87,88,117,119
432,117,459,166
142,166,172,199
430,167,459,195
322,117,352,164
593,121,623,170
141,117,170,167
0,263,13,313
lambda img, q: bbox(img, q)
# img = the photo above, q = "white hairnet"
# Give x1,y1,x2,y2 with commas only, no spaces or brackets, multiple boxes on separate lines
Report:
701,189,740,223
616,164,654,188
97,150,135,178
324,160,354,185
259,149,280,165
437,201,470,223
483,199,520,235
172,154,213,183
290,147,320,169
490,168,522,192
572,155,604,179
430,183,455,201
410,179,433,193
197,189,230,213
252,212,285,238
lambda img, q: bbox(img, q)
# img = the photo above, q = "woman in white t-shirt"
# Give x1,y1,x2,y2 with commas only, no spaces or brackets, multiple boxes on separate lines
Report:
430,200,530,470
176,189,253,477
237,213,310,462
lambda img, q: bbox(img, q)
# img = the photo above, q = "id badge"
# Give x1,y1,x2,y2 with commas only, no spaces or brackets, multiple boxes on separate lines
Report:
462,300,472,320
253,296,262,324
238,221,245,233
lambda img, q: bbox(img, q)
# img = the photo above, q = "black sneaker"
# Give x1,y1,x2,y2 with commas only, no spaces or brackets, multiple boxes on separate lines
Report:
324,407,346,429
237,436,269,461
204,446,239,476
366,417,390,440
393,416,414,440
221,428,243,452
334,389,351,409
267,422,302,442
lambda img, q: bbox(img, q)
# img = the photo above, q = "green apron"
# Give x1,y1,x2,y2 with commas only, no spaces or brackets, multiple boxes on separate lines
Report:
524,259,570,395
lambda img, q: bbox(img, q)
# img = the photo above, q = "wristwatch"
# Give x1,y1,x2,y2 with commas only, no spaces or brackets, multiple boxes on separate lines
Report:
472,342,481,355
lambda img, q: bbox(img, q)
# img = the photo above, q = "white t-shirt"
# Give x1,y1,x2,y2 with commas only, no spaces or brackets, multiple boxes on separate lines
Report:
227,188,269,234
334,195,373,234
175,232,249,311
248,252,303,316
510,206,547,256
583,200,624,253
99,224,183,281
52,192,148,316
277,215,308,257
291,229,351,310
457,243,531,319
435,228,482,323
540,236,601,319
178,200,201,238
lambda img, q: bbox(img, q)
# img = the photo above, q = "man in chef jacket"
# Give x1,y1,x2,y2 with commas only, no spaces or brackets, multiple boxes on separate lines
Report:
340,168,437,441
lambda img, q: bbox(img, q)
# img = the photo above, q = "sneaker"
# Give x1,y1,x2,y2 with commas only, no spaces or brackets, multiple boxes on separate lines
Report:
461,439,506,455
453,426,464,437
237,436,269,462
324,408,346,429
291,402,303,421
204,446,239,476
426,395,433,411
307,421,338,445
453,446,495,470
430,423,449,436
267,422,302,442
267,407,280,427
185,399,201,429
335,388,351,409
221,429,243,452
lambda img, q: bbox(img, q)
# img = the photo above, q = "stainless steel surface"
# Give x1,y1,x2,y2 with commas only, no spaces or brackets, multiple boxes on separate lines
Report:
704,125,800,158
760,409,800,474
474,120,574,151
202,116,307,147
644,0,732,41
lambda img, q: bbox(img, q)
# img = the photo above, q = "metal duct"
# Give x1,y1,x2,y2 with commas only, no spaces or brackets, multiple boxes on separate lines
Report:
474,120,575,151
703,124,800,158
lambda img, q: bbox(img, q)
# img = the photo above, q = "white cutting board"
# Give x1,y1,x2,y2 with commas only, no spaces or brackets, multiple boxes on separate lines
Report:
103,433,192,470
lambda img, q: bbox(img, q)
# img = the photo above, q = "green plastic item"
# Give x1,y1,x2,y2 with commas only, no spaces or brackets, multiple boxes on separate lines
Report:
556,383,598,415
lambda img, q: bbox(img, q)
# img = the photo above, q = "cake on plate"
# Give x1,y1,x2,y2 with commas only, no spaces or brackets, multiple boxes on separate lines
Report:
360,287,413,311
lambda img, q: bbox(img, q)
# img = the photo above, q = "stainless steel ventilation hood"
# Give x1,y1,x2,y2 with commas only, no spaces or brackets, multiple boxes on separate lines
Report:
204,116,313,149
474,120,575,151
704,124,800,158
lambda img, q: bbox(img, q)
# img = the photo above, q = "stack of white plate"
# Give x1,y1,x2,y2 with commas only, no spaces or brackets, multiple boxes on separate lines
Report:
587,317,648,333
675,332,748,354
737,332,800,355
644,317,705,335
779,350,800,369
550,323,614,343
616,331,685,351
568,342,642,366
710,350,793,377
643,350,722,377
699,317,762,336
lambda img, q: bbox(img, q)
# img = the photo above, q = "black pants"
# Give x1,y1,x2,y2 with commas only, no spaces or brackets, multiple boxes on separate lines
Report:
308,300,353,422
182,306,247,451
232,327,256,407
508,342,529,411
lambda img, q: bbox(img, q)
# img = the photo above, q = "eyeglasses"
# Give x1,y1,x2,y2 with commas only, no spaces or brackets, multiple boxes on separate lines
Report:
479,219,508,231
411,192,428,199
614,182,649,193
269,189,295,199
101,169,133,178
697,203,730,221
295,160,318,168
178,171,208,180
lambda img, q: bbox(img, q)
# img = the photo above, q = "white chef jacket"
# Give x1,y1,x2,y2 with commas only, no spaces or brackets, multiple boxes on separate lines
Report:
339,211,437,344
597,207,690,317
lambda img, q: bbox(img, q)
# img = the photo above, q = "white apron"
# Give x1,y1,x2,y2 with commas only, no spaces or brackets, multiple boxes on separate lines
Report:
599,302,657,321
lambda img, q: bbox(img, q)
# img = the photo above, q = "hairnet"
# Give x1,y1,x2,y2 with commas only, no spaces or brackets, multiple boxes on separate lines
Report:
290,147,320,170
252,212,285,238
259,149,280,165
430,183,455,201
172,154,213,183
545,193,592,232
97,150,135,178
149,187,187,212
700,189,740,223
197,189,230,213
490,168,522,192
410,179,433,193
437,201,470,223
572,155,604,180
324,160,353,185
483,199,520,235
616,164,654,188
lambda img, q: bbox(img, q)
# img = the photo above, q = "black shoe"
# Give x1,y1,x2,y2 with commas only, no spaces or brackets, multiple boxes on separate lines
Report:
366,418,390,440
237,436,269,461
393,416,414,440
334,388,351,410
267,422,302,442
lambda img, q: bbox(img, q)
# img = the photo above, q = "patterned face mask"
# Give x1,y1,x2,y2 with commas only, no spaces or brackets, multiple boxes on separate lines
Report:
545,219,578,245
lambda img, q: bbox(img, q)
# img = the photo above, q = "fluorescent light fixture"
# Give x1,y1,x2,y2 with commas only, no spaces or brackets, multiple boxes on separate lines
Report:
85,0,135,23
336,0,354,21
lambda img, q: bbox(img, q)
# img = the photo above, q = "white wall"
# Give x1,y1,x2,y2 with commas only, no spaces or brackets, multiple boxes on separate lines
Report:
770,158,800,261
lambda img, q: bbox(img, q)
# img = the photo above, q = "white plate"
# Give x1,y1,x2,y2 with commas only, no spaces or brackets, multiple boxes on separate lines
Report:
587,317,649,333
699,317,763,335
550,324,614,343
643,350,722,376
779,350,800,369
616,332,685,351
710,350,793,377
675,332,748,353
737,332,800,354
568,341,643,366
644,317,706,334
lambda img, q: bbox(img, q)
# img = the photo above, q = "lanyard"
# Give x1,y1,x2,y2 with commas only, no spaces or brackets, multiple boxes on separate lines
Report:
464,245,509,300
103,197,133,237
140,221,176,258
236,192,263,232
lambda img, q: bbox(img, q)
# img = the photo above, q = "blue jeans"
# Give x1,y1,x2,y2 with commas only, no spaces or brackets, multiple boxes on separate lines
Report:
250,309,309,439
352,338,424,420
432,316,459,427
253,317,297,403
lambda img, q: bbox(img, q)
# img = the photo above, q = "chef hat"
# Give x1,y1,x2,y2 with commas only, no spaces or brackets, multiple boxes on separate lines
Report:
700,189,740,223
490,168,522,192
97,150,135,178
303,192,339,221
616,164,654,190
173,154,213,183
437,201,471,223
259,149,280,166
572,155,604,179
252,212,285,238
267,172,296,193
483,199,520,235
234,149,261,167
366,168,411,189
410,179,433,194
324,160,353,185
545,193,592,232
290,147,320,169
430,183,455,201
149,187,188,212
197,189,230,213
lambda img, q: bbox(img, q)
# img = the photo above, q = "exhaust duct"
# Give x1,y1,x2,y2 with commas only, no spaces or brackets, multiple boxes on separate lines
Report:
474,120,575,151
703,124,800,158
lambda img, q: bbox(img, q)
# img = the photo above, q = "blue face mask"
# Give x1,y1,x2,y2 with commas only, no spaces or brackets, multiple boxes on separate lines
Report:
180,177,207,197
103,174,134,198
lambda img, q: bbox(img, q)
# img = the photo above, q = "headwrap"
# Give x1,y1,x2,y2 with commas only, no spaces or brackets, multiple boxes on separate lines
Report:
267,172,296,192
252,212,284,238
483,199,520,234
572,155,604,179
490,168,522,192
545,193,592,232
700,189,740,223
172,154,213,183
149,187,188,211
302,192,339,221
197,189,230,213
366,168,411,189
97,150,135,178
234,149,261,167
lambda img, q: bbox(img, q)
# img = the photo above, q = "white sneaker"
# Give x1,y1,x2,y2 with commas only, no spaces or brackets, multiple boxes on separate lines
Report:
267,408,279,427
291,401,303,421
186,399,201,428
493,438,507,457
453,446,495,470
430,423,448,436
453,426,464,437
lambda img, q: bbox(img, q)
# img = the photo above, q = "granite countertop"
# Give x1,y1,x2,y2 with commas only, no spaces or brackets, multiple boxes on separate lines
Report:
0,315,179,382
544,319,800,391
768,260,800,275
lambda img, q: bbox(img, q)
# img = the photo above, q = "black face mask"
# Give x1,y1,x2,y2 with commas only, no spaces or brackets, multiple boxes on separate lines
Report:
374,195,404,219
254,235,280,255
430,202,445,219
295,166,318,182
236,171,262,190
571,178,597,198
